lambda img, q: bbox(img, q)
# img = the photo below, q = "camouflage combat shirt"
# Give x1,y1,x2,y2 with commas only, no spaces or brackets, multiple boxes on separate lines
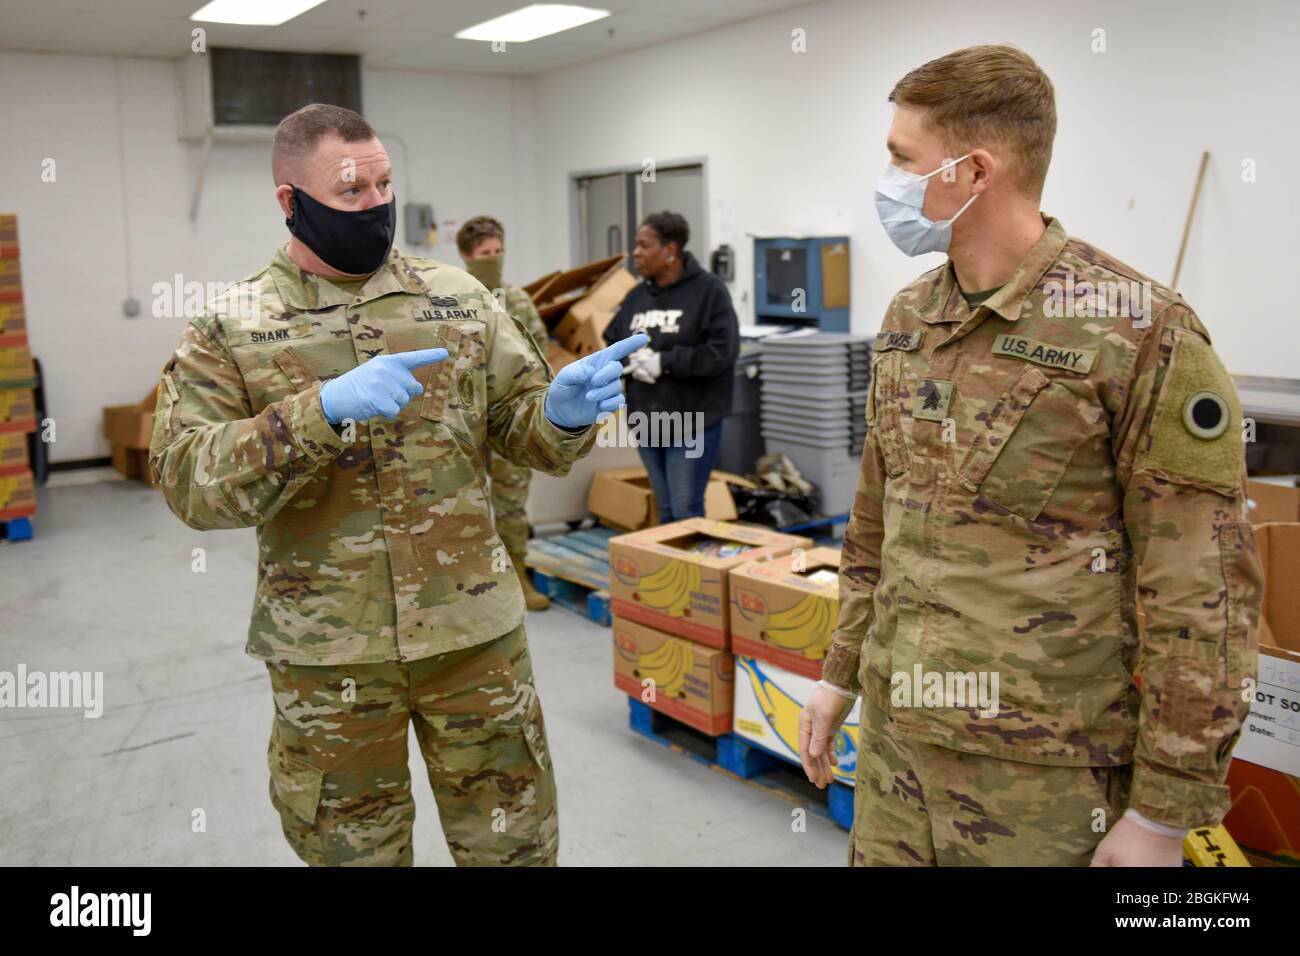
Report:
149,245,597,666
821,217,1263,828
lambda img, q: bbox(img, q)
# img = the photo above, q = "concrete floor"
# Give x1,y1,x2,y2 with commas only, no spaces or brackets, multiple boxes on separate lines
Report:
0,477,848,866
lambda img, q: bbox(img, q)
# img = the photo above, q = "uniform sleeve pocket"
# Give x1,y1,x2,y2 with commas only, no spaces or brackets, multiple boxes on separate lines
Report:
1152,638,1227,771
1220,522,1263,691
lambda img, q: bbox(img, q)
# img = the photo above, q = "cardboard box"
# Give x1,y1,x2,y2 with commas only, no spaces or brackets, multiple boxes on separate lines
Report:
608,518,811,647
588,467,758,531
0,258,20,303
0,214,17,260
1222,521,1300,865
527,254,626,331
0,432,29,475
729,546,840,678
0,303,25,346
1247,477,1300,524
553,264,638,357
0,468,35,519
103,388,158,450
612,615,734,735
547,339,579,373
110,445,158,486
0,344,35,388
733,654,861,787
0,388,36,433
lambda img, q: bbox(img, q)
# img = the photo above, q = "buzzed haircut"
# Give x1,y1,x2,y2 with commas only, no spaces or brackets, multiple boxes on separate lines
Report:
457,216,505,255
642,211,690,252
272,103,378,185
889,45,1057,198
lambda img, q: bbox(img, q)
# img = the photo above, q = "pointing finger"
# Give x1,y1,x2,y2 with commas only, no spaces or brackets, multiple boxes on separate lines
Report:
593,333,650,364
392,348,449,370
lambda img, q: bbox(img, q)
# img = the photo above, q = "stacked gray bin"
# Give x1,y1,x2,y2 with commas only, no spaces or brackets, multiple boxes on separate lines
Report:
715,344,765,477
758,332,871,515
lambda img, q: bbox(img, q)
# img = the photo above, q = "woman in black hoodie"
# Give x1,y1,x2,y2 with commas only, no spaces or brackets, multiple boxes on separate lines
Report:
604,212,739,522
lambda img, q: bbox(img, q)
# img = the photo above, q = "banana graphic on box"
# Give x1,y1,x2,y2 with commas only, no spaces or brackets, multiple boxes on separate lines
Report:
737,656,858,778
634,558,702,617
634,637,694,700
762,593,834,652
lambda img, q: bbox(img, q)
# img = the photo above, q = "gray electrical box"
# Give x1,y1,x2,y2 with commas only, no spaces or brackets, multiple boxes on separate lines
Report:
404,203,434,246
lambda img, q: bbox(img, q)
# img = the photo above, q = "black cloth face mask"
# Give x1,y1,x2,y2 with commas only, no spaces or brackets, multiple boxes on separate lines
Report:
285,186,397,276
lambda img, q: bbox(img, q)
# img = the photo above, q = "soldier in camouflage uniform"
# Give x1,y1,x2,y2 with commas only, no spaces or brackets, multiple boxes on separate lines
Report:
456,216,552,611
799,47,1262,866
149,104,646,866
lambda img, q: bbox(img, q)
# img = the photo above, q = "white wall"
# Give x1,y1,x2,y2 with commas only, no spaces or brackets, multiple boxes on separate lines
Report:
0,51,522,462
525,0,1300,380
4,0,1298,462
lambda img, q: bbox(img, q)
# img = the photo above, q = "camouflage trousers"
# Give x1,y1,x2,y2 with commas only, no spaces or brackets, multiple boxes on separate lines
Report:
488,449,533,560
264,624,558,867
850,697,1132,866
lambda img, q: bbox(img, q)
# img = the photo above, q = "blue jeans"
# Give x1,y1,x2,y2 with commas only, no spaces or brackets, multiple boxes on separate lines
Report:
638,421,723,523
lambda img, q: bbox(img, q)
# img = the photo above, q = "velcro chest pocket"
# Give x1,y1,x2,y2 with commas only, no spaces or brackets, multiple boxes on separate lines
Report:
958,365,1092,520
244,345,319,412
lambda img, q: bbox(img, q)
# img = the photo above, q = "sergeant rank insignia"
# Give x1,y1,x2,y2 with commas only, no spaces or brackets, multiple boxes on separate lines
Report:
913,379,953,421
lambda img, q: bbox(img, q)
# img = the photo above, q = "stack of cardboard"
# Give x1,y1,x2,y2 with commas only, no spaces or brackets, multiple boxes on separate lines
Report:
102,387,159,486
608,518,810,735
0,214,37,530
527,255,638,369
1223,479,1300,866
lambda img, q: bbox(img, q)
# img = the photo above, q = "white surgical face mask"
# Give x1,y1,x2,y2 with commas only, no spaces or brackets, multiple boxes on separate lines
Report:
874,154,978,256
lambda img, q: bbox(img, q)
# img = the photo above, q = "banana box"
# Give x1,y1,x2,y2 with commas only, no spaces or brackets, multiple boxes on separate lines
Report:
733,655,860,787
0,468,35,520
0,432,29,475
608,518,812,649
0,387,36,433
0,303,25,346
613,615,734,735
0,344,35,389
729,546,840,679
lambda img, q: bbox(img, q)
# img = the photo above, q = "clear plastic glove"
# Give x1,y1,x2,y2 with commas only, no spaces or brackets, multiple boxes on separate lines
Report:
1090,815,1185,867
319,348,448,423
798,684,857,789
629,347,662,384
544,333,650,428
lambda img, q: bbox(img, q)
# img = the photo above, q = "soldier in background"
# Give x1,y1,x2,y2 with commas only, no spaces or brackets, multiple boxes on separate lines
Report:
799,46,1263,866
149,103,646,866
457,216,551,611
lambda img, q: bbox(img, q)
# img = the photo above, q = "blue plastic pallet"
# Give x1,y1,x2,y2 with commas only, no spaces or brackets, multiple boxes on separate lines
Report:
530,570,611,626
626,696,854,831
0,516,33,542
524,526,619,626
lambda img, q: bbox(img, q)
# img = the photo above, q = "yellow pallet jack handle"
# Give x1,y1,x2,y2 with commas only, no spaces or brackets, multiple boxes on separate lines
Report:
1184,824,1251,866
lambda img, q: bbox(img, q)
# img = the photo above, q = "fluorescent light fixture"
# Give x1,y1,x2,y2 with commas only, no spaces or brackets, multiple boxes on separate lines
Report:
455,4,610,43
190,0,329,27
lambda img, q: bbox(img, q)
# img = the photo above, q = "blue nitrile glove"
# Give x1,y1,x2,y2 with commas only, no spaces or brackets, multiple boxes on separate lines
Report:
543,333,650,429
319,348,449,423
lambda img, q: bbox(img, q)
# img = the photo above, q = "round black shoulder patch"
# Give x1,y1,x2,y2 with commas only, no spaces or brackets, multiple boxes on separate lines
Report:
1183,390,1229,440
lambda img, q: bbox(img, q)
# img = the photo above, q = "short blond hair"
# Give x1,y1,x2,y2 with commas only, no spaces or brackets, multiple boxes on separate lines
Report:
889,45,1056,198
